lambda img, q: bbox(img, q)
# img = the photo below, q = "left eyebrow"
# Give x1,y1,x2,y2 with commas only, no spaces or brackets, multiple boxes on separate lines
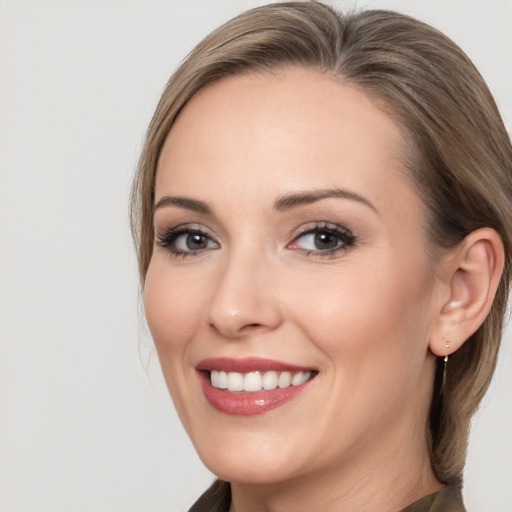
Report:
274,188,378,214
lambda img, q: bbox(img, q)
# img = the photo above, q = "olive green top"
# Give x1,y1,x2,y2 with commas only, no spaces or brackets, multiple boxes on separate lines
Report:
189,481,466,512
401,484,466,511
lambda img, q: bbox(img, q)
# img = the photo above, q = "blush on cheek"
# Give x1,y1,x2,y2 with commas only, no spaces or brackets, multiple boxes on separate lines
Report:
144,268,207,354
144,275,199,420
289,262,430,362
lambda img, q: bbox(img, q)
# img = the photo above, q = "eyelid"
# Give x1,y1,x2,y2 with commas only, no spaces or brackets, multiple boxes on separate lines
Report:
287,221,356,255
155,222,209,240
155,223,220,257
288,221,353,240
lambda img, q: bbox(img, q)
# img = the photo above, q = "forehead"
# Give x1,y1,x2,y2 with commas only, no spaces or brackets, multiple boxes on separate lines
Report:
156,68,418,218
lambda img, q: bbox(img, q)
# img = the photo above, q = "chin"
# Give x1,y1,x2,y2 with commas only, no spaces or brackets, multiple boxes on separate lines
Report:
192,427,307,485
205,458,297,486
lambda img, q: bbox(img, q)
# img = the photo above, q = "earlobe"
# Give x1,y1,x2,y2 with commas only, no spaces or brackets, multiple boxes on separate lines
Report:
429,228,504,357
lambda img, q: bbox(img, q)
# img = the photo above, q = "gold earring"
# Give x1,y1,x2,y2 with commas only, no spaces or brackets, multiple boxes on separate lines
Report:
442,341,450,389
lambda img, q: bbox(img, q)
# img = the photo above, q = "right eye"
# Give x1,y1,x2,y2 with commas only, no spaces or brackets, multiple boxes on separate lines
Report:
156,227,219,257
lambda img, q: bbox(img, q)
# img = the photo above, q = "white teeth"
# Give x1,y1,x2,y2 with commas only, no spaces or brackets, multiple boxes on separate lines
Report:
278,371,292,388
292,371,311,386
218,371,228,389
227,372,244,392
243,372,262,392
210,370,313,392
262,370,278,390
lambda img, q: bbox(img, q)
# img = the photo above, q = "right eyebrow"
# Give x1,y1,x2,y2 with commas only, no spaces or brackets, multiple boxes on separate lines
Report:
153,196,213,215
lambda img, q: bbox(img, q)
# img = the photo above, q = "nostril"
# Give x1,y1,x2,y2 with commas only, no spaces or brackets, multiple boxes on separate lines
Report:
209,321,266,338
240,323,266,333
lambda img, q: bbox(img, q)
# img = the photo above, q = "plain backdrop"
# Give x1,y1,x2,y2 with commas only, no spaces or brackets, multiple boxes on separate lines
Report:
1,1,511,511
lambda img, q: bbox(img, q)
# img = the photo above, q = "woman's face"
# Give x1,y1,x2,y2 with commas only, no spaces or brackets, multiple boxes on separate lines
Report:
145,69,442,485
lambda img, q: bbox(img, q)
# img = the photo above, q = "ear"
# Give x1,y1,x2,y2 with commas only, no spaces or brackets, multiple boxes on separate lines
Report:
429,227,505,357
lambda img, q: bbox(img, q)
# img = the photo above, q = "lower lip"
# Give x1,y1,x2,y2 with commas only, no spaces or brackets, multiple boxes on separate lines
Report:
200,373,313,416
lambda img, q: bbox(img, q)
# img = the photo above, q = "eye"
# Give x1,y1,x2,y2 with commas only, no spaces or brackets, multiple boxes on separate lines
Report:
288,223,355,255
156,226,219,257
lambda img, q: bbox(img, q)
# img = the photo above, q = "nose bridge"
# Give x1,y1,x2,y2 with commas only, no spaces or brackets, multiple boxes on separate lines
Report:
206,240,281,338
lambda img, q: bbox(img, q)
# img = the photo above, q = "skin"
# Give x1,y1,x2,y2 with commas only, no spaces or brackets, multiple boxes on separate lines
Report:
144,68,447,511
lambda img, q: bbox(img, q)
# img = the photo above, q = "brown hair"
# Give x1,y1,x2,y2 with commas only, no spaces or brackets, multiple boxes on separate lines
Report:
131,1,512,486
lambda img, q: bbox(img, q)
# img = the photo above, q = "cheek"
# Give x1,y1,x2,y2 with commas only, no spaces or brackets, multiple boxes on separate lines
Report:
144,261,207,362
143,260,215,427
285,258,434,371
285,260,436,436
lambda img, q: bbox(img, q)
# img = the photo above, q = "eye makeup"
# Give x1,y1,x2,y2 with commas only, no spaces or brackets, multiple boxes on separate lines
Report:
287,221,356,257
156,224,219,258
155,219,357,261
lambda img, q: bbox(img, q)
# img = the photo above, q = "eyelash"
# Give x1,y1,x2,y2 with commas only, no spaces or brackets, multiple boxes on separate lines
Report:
155,222,356,258
156,225,219,258
288,222,356,256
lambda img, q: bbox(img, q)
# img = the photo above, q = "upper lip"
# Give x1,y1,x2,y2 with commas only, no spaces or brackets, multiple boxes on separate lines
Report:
196,357,314,373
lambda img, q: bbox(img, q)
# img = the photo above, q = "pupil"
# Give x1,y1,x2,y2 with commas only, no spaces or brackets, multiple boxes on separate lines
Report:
314,232,338,250
187,234,207,250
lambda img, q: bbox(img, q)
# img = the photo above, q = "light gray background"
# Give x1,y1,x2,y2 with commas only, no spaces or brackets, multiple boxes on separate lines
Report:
1,1,511,511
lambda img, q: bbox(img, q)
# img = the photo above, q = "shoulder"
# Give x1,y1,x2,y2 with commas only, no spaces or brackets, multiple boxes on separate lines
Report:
188,480,230,512
401,485,466,512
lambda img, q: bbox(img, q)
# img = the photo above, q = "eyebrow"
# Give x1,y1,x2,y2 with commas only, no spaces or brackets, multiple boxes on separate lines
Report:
153,188,377,216
153,196,212,215
274,188,378,213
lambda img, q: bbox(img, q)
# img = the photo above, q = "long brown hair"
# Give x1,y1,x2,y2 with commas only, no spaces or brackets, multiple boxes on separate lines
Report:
131,1,512,485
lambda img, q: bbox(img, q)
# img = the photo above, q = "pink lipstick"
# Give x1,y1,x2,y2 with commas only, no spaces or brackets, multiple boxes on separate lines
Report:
197,357,316,416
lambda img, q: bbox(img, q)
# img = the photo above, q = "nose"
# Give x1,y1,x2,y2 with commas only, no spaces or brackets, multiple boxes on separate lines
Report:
206,249,283,339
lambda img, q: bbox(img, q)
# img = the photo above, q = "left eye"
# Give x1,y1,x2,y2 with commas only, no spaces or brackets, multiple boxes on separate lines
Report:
173,232,216,252
289,225,355,254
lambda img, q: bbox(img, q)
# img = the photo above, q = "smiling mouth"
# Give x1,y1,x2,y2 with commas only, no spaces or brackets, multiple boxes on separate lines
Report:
197,357,318,415
209,370,314,392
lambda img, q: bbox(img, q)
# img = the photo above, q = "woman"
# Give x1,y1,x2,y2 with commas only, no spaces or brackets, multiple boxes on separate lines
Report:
131,2,512,510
